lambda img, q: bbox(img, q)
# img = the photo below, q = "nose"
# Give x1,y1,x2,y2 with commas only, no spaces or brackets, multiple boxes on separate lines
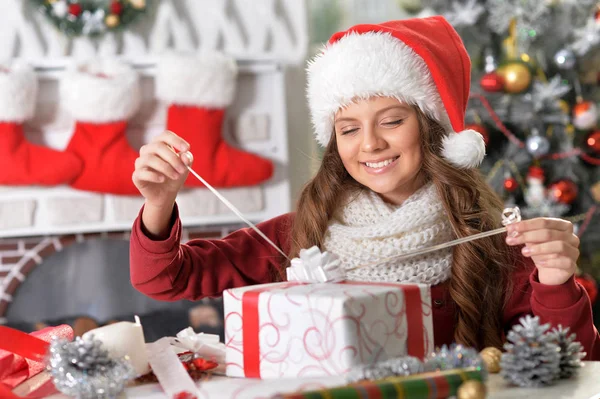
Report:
360,125,385,152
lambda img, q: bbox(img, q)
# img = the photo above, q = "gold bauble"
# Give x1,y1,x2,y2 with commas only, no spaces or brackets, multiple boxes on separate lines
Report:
480,347,502,373
129,0,146,9
558,99,570,114
105,14,120,28
591,181,600,203
496,62,532,94
457,380,487,399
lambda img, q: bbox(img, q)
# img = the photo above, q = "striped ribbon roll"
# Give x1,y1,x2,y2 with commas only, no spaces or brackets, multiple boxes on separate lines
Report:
273,367,485,399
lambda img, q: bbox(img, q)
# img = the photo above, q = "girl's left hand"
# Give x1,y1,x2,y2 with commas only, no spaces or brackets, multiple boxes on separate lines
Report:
505,218,580,286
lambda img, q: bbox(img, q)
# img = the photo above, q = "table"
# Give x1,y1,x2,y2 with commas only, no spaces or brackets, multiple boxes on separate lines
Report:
15,362,600,399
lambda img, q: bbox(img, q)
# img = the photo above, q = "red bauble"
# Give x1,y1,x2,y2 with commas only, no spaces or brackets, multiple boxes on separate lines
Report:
585,130,600,155
68,3,82,16
549,179,578,204
110,1,124,15
480,72,504,92
464,123,489,145
504,177,518,192
575,274,598,304
528,165,545,180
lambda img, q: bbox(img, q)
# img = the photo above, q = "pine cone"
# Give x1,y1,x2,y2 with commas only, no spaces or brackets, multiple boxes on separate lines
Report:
547,325,586,379
500,315,561,387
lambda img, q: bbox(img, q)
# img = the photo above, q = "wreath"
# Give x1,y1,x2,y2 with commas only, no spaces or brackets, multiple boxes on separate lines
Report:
33,0,149,38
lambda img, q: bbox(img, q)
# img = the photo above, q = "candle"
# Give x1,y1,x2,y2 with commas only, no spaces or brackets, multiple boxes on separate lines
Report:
82,315,150,376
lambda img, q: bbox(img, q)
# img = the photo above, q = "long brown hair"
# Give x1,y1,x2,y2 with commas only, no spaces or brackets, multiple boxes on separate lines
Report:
288,107,515,349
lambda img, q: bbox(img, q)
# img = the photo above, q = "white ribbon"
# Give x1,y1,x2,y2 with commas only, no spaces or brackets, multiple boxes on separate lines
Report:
286,246,346,283
171,327,226,364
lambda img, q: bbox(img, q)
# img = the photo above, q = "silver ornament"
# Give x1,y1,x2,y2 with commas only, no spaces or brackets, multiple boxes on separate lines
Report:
48,335,136,399
554,48,576,70
526,132,551,157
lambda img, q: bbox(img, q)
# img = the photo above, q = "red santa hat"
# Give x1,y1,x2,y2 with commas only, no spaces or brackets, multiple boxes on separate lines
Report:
306,16,485,169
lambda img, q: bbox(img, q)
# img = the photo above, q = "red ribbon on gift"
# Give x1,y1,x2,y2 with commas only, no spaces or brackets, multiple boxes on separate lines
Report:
241,282,426,378
0,325,73,398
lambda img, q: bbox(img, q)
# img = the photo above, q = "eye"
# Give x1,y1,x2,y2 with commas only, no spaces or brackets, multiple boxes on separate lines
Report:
340,128,359,135
383,119,405,126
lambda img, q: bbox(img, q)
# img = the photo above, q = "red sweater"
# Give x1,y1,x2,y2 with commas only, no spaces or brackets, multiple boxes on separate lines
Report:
130,205,600,360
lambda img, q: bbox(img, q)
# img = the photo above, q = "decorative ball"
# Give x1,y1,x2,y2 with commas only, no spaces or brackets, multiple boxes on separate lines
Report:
105,14,120,28
549,179,578,204
68,2,82,16
497,62,532,94
465,123,489,145
503,177,518,193
480,72,504,92
573,101,598,131
129,0,146,9
480,347,502,373
585,130,600,155
396,0,423,13
554,48,577,70
110,0,124,15
526,134,551,157
575,274,598,304
457,380,487,399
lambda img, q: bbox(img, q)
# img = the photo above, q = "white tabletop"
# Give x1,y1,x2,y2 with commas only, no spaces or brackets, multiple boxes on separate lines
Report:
16,361,600,399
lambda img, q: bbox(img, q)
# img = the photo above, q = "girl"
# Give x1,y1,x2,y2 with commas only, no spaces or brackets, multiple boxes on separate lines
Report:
130,16,599,359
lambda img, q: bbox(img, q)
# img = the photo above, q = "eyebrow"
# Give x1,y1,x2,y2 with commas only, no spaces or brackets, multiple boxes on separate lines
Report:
335,105,410,123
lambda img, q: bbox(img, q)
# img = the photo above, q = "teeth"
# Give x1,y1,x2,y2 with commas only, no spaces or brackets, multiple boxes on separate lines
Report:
365,158,396,168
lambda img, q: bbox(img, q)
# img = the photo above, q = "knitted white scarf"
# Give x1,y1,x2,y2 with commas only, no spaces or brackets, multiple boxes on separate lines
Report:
322,182,454,285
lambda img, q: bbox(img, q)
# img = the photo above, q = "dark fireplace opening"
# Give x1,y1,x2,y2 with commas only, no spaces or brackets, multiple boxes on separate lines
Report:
4,238,224,342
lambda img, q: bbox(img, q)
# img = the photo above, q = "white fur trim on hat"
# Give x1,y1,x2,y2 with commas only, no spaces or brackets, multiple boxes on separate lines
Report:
441,130,486,169
60,59,140,123
307,31,451,147
0,62,38,122
156,52,237,108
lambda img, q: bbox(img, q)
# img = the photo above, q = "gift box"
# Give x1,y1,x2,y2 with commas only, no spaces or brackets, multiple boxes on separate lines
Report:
224,281,433,379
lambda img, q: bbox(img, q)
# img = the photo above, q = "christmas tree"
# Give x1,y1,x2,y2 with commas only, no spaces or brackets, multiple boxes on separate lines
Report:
405,0,600,324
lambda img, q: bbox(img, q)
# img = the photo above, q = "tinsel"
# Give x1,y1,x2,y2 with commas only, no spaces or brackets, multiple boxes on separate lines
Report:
443,0,485,27
500,315,561,387
532,76,572,112
548,325,586,379
572,18,600,56
48,335,136,399
486,0,551,49
423,344,486,378
345,356,424,383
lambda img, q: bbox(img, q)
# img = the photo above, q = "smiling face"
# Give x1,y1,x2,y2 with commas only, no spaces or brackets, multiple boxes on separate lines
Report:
334,96,425,204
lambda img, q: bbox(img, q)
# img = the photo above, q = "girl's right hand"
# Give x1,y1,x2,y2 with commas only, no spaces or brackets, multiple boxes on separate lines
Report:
132,131,193,208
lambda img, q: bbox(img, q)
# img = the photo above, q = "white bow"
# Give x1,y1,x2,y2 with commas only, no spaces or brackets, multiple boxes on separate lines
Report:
171,327,225,364
286,246,345,283
81,9,106,36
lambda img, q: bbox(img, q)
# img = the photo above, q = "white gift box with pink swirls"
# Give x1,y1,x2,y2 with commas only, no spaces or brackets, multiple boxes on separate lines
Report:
224,281,433,379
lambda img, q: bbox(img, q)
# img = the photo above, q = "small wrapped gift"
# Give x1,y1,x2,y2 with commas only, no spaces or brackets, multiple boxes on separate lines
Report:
0,325,73,389
224,280,433,379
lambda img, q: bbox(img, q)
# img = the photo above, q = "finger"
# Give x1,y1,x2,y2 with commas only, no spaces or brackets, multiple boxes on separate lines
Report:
507,218,572,235
522,240,579,260
506,228,570,245
151,144,189,174
181,151,193,166
144,155,181,180
153,130,190,152
133,168,165,184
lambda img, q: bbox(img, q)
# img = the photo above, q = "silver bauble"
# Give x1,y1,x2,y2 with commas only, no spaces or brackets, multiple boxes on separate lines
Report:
526,134,551,157
554,48,576,70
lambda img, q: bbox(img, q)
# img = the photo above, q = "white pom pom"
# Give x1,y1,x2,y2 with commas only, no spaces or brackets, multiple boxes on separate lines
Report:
441,129,486,169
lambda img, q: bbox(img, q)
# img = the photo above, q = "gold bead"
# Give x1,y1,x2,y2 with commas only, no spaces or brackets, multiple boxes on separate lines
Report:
496,62,532,94
591,181,600,203
480,347,502,373
129,0,146,9
457,380,487,399
105,14,120,28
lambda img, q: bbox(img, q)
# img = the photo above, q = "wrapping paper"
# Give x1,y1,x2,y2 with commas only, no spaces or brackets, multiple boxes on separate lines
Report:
273,367,485,399
224,281,433,379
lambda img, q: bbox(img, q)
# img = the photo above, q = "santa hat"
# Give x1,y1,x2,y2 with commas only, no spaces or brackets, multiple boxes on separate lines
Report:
306,16,485,169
